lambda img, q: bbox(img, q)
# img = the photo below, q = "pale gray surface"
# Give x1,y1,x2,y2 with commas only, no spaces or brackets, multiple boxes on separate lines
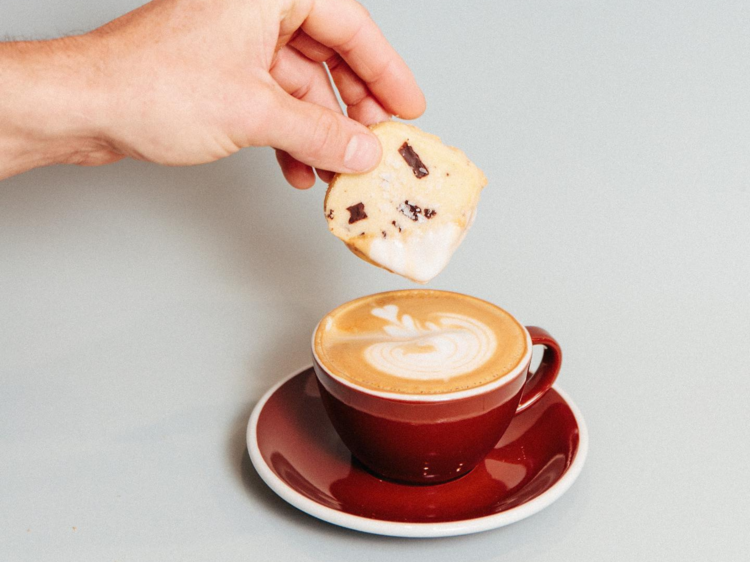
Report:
1,1,749,560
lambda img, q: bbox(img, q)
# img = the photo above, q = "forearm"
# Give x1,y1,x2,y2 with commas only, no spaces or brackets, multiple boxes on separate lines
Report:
0,37,113,180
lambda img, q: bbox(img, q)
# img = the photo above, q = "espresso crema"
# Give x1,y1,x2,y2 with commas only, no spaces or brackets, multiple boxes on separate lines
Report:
314,290,528,395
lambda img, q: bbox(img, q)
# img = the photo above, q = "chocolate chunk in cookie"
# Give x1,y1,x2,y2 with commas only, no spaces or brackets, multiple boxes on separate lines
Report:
347,202,367,224
398,142,429,179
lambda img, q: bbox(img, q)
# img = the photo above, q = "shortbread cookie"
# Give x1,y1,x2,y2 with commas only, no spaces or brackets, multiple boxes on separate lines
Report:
324,121,487,283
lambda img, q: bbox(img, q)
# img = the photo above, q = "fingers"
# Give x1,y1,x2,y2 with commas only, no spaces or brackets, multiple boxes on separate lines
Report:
297,0,426,120
260,83,382,175
269,46,341,115
317,169,335,182
276,149,316,189
270,46,344,186
286,29,334,64
265,0,423,182
325,54,391,125
289,32,391,126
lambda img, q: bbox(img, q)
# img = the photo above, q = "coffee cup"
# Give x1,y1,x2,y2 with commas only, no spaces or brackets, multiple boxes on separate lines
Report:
311,289,562,485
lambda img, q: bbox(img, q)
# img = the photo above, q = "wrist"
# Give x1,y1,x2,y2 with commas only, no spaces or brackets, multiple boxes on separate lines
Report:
0,36,115,179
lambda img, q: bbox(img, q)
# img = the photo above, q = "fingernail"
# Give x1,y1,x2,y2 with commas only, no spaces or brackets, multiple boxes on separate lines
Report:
344,134,381,172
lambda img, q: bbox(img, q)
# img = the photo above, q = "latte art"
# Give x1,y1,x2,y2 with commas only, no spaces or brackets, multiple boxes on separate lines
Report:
314,290,529,395
364,305,497,380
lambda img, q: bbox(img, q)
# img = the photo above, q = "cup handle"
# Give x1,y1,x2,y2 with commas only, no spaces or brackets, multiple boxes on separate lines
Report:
517,326,562,413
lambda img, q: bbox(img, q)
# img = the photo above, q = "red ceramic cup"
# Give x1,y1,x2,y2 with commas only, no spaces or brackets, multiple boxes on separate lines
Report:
312,301,562,485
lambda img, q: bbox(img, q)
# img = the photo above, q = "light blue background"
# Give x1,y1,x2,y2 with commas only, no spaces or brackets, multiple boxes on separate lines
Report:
1,1,749,560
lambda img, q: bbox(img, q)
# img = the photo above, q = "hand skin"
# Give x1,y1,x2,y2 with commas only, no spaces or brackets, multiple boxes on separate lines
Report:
0,0,425,188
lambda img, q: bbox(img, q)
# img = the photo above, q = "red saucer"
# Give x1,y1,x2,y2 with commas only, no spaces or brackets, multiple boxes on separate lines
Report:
247,367,587,537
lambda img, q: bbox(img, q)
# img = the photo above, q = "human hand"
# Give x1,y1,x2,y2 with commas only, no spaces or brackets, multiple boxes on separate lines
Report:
6,0,425,187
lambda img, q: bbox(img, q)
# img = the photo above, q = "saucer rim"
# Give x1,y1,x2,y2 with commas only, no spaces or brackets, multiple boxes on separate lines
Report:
247,365,589,538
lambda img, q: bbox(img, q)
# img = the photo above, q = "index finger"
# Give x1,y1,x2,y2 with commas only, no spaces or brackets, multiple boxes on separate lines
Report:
300,0,426,119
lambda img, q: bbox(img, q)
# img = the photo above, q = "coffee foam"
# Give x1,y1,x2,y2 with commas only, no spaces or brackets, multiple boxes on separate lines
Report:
363,304,497,380
314,290,528,395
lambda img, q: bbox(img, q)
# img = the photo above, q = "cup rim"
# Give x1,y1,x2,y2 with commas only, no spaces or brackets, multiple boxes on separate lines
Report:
311,290,534,403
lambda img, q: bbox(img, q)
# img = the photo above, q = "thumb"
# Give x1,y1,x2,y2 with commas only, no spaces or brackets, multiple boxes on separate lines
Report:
260,87,382,174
